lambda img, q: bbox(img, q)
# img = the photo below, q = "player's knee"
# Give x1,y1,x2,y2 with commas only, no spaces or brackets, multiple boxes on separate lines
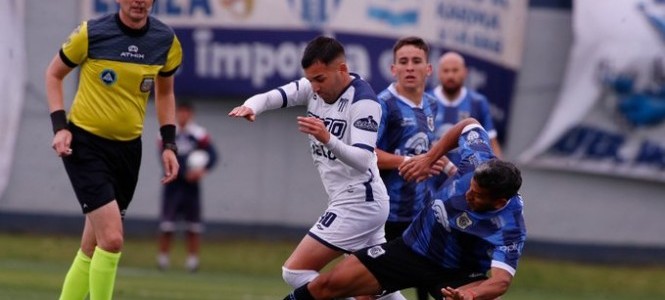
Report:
97,234,124,252
281,266,318,289
186,222,204,234
159,221,176,233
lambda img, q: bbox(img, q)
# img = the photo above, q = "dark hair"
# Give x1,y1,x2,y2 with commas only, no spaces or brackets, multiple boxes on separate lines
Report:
392,36,429,61
301,36,345,69
473,159,522,200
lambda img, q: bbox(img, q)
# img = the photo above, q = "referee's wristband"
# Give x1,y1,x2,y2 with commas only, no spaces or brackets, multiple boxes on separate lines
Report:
160,124,177,155
160,124,176,143
50,110,68,135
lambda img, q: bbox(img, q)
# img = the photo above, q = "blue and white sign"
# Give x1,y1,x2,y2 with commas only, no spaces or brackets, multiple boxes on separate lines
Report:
521,0,665,182
82,0,528,142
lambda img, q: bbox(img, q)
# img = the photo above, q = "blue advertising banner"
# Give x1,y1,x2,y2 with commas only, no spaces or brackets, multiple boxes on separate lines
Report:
82,0,528,142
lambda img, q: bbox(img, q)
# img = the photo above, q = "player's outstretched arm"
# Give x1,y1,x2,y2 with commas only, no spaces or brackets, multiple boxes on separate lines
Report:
228,105,256,122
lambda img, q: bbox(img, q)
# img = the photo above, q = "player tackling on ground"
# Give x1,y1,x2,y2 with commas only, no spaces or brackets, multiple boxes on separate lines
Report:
282,118,526,300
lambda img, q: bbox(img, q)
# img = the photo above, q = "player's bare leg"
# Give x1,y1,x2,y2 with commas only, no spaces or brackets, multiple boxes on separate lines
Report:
282,235,344,288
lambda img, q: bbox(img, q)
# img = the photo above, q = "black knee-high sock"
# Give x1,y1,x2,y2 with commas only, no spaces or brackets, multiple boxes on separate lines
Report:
283,283,315,300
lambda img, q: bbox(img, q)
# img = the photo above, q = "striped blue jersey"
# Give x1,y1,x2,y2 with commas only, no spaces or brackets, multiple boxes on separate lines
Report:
428,86,497,165
377,84,443,222
402,124,526,276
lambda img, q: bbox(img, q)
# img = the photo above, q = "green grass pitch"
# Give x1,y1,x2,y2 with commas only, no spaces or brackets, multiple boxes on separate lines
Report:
0,233,663,299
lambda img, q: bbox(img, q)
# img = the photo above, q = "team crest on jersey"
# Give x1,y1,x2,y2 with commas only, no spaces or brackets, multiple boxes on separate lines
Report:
456,212,473,229
367,245,385,258
338,97,349,112
466,129,486,146
100,69,117,86
353,115,378,132
427,116,435,131
458,111,470,120
140,77,155,93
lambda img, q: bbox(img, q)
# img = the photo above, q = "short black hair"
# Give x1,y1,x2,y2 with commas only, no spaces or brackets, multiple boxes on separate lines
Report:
473,159,522,200
301,36,345,69
392,36,430,61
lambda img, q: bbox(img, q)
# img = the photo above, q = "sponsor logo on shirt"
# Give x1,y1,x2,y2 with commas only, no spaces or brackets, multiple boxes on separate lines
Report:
354,115,379,132
121,45,145,59
498,242,522,253
400,117,416,127
432,199,451,232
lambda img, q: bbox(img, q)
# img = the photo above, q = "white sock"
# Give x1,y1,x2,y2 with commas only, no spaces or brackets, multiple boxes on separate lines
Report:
157,253,169,269
186,255,199,271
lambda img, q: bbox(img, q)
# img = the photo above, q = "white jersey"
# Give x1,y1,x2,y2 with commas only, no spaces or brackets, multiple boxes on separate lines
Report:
244,74,389,205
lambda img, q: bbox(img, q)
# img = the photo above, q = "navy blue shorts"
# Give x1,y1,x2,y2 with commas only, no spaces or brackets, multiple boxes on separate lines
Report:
62,123,141,216
160,181,201,224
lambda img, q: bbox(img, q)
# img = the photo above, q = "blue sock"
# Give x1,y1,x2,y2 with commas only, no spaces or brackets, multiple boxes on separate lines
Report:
284,284,315,300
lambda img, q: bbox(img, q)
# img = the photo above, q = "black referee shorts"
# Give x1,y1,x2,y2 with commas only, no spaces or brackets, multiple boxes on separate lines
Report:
62,123,142,216
354,238,486,299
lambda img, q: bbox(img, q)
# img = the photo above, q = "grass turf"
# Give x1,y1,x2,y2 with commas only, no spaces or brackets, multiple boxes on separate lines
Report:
0,233,663,299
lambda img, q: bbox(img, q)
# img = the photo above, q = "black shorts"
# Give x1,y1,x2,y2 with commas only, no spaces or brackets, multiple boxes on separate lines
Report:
384,221,411,241
354,238,487,299
62,123,142,216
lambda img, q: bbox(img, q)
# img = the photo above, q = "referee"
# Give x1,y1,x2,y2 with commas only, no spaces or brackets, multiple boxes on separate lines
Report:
45,1,181,299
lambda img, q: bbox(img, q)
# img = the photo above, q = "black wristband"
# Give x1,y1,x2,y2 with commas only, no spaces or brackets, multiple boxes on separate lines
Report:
50,110,68,135
160,124,176,144
160,124,177,154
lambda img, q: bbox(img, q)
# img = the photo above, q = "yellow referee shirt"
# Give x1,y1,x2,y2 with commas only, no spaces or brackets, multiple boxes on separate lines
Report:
61,13,182,141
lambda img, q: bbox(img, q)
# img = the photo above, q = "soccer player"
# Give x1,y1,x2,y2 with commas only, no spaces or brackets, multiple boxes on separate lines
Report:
229,36,403,299
429,52,503,163
375,36,453,300
283,118,526,300
45,0,181,299
157,101,218,272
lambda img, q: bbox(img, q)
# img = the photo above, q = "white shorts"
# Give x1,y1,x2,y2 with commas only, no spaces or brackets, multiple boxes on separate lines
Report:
307,199,389,253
